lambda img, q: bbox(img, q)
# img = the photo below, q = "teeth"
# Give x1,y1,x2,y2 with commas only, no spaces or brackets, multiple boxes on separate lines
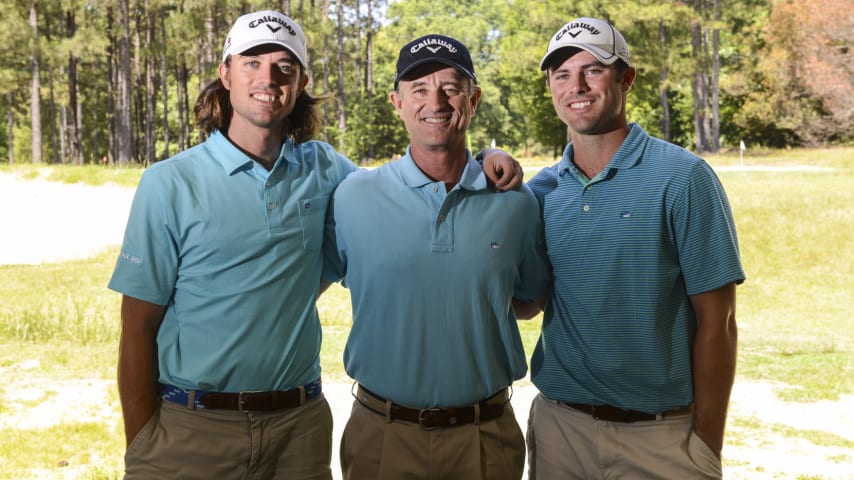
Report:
253,93,276,102
570,101,591,109
423,117,448,124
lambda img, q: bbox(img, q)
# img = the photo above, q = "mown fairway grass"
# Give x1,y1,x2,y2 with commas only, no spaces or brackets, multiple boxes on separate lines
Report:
1,146,852,478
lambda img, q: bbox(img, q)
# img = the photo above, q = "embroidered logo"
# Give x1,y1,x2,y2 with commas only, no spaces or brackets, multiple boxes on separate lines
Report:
489,241,501,249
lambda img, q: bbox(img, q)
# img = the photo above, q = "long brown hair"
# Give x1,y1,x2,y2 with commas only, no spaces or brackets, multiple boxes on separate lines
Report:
193,58,327,144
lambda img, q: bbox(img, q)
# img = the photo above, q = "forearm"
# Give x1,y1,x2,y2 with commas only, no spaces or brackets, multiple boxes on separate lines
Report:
690,284,738,457
117,296,165,447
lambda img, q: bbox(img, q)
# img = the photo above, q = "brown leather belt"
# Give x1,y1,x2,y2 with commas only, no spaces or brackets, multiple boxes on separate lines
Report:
355,384,508,430
561,401,693,423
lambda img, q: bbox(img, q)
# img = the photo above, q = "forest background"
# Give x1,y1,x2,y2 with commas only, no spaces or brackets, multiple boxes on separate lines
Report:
2,0,852,168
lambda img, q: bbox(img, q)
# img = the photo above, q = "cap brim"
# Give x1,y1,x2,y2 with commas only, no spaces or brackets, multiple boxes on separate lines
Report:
224,40,306,67
395,58,476,86
539,45,622,70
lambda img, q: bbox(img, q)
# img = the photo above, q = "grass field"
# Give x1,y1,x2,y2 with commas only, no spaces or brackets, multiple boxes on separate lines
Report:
1,146,853,478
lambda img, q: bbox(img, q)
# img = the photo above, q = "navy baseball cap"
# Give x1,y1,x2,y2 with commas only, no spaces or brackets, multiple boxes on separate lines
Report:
394,34,477,88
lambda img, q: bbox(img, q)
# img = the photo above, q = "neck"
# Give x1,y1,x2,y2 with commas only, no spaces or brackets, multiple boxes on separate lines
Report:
226,124,286,171
410,144,468,191
569,125,630,179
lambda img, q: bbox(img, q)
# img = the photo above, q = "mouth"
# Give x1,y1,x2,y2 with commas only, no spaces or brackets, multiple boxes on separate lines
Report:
422,116,451,125
252,93,279,103
569,100,592,110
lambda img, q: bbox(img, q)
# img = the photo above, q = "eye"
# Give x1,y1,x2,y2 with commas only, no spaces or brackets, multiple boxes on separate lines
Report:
278,64,296,75
443,87,462,96
585,67,604,76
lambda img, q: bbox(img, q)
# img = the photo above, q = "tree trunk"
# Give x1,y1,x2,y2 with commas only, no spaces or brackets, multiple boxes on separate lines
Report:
160,7,169,160
177,62,188,150
7,91,15,164
321,0,331,143
144,0,156,165
659,21,671,142
67,9,82,165
711,0,721,152
365,0,375,160
335,1,347,152
691,0,712,153
116,0,133,164
280,0,291,15
48,66,59,164
107,7,116,164
29,5,42,164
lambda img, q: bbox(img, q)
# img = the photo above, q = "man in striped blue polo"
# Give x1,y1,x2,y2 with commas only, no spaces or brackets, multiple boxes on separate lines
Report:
525,17,745,479
324,34,550,479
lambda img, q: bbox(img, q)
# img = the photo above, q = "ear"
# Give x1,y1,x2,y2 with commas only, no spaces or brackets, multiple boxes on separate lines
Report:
389,90,403,116
299,72,309,92
469,86,482,114
622,66,637,93
218,63,230,90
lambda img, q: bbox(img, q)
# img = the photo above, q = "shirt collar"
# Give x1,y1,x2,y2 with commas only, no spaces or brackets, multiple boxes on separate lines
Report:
558,123,647,177
399,147,487,191
206,130,299,175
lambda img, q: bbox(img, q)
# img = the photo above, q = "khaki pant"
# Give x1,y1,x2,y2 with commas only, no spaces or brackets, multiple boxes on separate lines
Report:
526,394,722,479
124,395,333,480
340,399,525,480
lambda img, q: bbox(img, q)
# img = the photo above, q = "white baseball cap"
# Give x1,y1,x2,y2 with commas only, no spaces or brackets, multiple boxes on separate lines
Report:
222,10,307,67
540,17,630,70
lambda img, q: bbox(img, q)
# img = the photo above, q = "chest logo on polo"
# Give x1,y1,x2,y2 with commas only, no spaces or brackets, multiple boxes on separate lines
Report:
489,241,501,249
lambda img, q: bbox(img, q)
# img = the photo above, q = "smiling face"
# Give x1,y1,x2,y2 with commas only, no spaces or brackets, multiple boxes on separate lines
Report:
547,49,635,137
390,65,481,155
219,45,308,139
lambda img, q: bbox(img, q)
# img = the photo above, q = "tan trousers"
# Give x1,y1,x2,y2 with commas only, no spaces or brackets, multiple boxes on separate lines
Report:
526,394,722,479
124,395,333,480
340,399,525,480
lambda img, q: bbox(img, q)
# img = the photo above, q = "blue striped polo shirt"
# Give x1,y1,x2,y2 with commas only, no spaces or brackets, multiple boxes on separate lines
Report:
324,150,551,407
527,124,745,413
109,130,357,392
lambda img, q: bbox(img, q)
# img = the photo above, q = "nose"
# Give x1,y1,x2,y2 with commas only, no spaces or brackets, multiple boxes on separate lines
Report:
566,72,589,95
425,88,450,111
255,62,281,86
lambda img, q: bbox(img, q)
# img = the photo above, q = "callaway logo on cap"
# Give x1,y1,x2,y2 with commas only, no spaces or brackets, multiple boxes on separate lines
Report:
540,17,631,70
394,34,476,87
222,10,307,67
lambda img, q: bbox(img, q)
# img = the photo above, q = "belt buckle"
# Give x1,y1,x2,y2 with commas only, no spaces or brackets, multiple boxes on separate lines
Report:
418,408,445,430
238,391,262,412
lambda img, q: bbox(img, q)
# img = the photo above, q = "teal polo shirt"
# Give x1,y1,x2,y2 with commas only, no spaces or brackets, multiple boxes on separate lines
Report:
325,149,551,408
527,124,745,413
108,130,357,392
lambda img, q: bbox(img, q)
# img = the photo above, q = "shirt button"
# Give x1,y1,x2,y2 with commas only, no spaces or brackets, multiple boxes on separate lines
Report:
432,186,439,193
268,202,276,210
438,214,446,222
583,204,590,212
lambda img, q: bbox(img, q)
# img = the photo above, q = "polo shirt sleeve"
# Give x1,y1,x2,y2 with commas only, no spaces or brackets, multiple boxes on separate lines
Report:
107,168,179,306
320,148,358,283
673,161,746,296
513,186,553,302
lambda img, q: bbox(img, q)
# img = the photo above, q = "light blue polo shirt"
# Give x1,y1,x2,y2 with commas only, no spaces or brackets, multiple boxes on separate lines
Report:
527,123,745,413
108,130,357,392
325,149,551,408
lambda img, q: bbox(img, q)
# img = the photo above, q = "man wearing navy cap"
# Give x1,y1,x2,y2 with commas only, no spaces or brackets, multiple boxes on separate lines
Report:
525,17,744,479
324,34,550,480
